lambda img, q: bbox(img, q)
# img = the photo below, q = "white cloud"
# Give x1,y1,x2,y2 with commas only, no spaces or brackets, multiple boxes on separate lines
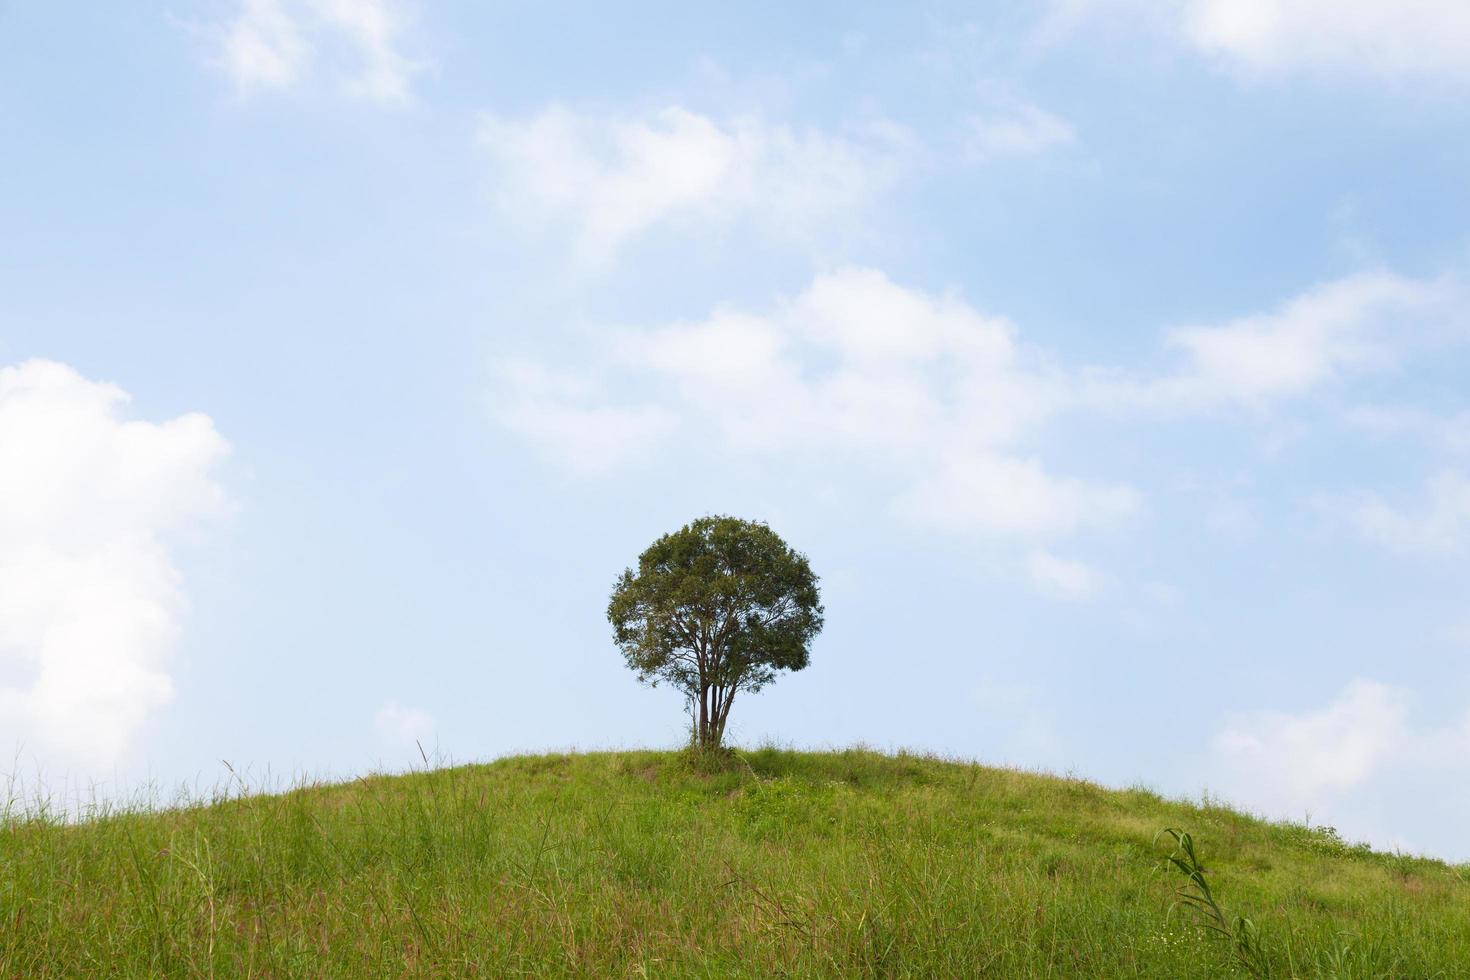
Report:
898,454,1133,538
497,268,1135,542
1214,680,1470,850
220,0,309,91
374,700,435,743
1216,680,1408,809
478,106,913,263
964,102,1075,161
1164,271,1452,405
621,268,1051,451
0,360,230,770
1182,0,1470,80
311,0,418,101
1080,270,1461,412
1346,405,1470,456
1025,549,1101,599
497,263,1469,574
490,359,676,475
215,0,420,101
1328,471,1470,555
1122,272,1470,558
1044,0,1470,82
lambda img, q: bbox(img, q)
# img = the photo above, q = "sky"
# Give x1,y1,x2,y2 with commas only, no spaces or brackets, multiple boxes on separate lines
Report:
2,1,1469,858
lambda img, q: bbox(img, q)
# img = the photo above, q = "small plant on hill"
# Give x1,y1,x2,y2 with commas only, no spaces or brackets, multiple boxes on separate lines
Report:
608,516,823,750
1158,827,1272,978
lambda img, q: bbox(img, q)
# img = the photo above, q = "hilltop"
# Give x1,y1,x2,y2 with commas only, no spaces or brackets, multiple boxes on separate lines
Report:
2,749,1464,977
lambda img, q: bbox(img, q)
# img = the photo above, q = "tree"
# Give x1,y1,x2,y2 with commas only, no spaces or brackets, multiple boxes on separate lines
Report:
608,516,823,750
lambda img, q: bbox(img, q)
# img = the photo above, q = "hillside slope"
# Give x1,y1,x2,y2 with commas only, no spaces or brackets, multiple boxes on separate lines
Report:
2,749,1465,977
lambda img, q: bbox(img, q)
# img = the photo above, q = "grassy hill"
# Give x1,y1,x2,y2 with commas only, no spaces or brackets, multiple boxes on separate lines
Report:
2,748,1465,977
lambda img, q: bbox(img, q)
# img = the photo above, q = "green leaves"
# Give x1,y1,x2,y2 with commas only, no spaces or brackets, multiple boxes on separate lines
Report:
608,516,824,747
1157,827,1272,978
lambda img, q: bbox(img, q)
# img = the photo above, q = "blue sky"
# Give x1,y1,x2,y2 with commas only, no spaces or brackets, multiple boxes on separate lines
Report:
3,1,1470,858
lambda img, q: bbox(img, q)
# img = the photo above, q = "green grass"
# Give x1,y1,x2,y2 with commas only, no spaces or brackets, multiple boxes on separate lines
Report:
2,748,1466,977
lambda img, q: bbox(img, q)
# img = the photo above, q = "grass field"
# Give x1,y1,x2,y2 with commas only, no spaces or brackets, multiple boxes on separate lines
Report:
2,748,1465,977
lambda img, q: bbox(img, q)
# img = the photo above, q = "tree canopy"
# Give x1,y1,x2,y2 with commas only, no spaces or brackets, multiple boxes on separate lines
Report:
608,516,823,749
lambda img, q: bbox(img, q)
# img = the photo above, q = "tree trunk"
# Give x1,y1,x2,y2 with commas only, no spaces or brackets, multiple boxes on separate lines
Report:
714,688,735,747
697,685,711,748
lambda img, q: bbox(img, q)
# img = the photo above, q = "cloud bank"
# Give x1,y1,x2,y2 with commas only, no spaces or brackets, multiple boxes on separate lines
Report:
0,361,230,770
479,106,915,263
1048,0,1470,82
495,267,1135,548
1215,679,1470,850
1328,471,1470,556
216,0,421,101
1182,0,1470,81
